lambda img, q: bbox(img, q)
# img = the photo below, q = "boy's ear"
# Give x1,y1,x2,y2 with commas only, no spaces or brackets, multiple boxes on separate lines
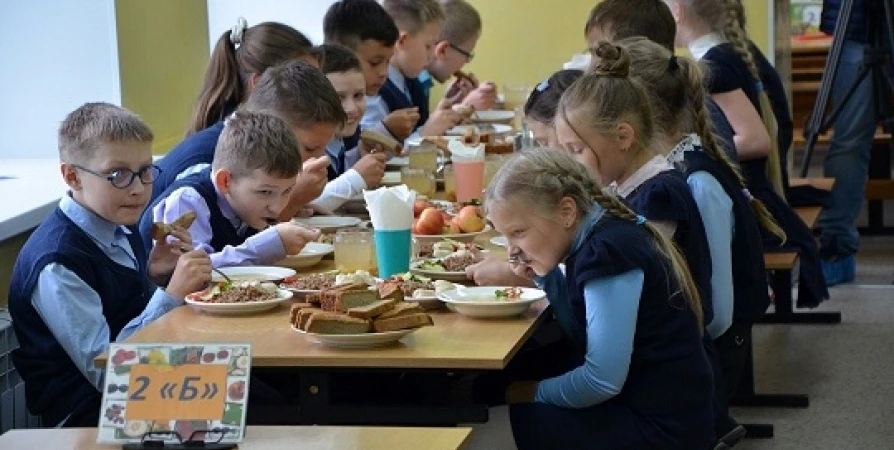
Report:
248,73,261,91
213,169,233,194
60,163,82,191
395,31,410,49
434,40,451,58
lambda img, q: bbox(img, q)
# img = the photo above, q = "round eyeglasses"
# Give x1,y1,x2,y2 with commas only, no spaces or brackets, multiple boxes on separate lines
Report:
74,164,162,189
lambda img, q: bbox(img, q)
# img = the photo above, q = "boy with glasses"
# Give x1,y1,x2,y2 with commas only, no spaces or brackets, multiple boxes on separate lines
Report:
8,102,212,427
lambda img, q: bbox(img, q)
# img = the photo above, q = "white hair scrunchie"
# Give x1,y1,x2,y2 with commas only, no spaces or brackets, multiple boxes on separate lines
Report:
230,17,248,49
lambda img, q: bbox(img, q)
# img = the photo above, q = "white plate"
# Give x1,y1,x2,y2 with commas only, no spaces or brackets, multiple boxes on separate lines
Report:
406,294,445,310
293,216,362,231
470,110,515,123
386,156,409,167
438,286,545,318
276,243,335,269
490,236,508,247
381,171,401,185
413,225,491,244
185,289,293,316
444,124,513,136
211,266,296,283
292,325,417,349
409,266,470,282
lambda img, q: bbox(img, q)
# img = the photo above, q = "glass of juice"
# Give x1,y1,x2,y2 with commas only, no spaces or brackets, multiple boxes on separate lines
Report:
400,168,435,198
407,143,440,173
503,83,533,130
334,229,375,272
443,165,457,202
453,159,485,203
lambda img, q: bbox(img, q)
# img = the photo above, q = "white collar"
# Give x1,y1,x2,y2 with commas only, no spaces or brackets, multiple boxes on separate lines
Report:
688,33,728,60
613,154,674,198
388,64,409,98
667,133,703,164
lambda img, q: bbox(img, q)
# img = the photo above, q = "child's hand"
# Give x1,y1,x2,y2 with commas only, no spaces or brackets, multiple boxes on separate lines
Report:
275,222,321,255
281,156,330,221
147,226,192,287
463,81,498,111
419,109,462,137
353,152,386,188
383,108,420,141
165,249,212,299
465,256,536,287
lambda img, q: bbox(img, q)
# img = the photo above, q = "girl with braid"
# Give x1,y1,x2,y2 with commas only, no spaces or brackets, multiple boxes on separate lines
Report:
554,42,716,334
663,0,829,307
618,36,783,447
485,148,713,449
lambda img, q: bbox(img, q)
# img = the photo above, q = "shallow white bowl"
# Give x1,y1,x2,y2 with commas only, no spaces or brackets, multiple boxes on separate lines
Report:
438,286,545,318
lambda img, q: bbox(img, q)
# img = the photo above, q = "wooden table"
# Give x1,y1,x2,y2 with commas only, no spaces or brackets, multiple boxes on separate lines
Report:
0,426,472,450
95,232,545,426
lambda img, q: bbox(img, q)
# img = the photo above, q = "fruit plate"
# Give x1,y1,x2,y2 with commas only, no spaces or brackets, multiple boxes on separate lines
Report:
293,216,362,231
445,124,513,136
211,266,296,283
185,289,293,316
276,243,335,269
412,225,491,244
438,286,545,318
292,325,418,349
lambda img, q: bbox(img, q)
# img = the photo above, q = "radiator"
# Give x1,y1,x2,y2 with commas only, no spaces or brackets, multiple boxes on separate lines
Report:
0,310,40,433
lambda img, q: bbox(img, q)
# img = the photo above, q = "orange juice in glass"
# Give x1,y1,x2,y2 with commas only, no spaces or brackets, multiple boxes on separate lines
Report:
453,160,485,203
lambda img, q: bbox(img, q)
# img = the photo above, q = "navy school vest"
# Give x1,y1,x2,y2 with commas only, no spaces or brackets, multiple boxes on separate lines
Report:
378,77,429,131
153,121,226,203
8,208,152,425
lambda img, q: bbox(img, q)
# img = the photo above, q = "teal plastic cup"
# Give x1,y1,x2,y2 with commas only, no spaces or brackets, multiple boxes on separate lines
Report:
373,229,412,278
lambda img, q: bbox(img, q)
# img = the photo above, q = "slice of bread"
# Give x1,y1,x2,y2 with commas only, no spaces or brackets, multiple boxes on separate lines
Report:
296,307,325,330
347,298,398,319
360,129,400,154
376,302,425,320
322,284,380,312
305,312,371,334
378,282,405,303
373,312,433,333
304,293,321,305
289,303,314,324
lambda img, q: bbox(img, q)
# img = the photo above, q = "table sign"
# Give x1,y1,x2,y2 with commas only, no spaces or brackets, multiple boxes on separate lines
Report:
97,343,251,445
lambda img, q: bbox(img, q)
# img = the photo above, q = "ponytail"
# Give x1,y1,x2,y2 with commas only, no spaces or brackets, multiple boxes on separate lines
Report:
186,20,317,136
720,0,786,200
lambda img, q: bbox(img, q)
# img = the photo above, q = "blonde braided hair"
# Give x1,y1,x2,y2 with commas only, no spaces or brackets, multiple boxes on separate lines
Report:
485,148,705,332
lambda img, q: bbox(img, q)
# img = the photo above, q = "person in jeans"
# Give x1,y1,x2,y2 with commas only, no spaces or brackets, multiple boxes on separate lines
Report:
818,0,878,286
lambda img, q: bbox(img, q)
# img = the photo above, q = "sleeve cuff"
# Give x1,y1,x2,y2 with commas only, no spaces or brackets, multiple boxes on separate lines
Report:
343,169,367,190
248,227,288,261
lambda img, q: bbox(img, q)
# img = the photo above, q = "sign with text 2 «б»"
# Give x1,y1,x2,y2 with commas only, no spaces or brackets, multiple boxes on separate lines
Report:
98,343,251,444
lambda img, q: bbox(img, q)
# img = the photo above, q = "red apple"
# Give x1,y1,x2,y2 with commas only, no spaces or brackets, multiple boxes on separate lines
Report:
415,207,445,235
455,206,486,233
413,199,430,218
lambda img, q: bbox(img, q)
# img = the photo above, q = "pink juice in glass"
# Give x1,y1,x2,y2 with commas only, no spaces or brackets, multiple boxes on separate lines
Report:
453,160,485,203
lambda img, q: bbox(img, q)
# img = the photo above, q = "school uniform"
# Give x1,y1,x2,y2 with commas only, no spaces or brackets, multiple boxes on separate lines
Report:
315,136,369,212
691,34,829,307
669,134,771,434
360,65,429,143
8,194,183,427
509,207,714,450
152,121,226,203
616,156,714,327
138,168,285,268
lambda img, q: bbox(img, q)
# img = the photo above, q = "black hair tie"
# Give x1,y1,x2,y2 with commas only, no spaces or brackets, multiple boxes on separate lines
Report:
668,55,679,71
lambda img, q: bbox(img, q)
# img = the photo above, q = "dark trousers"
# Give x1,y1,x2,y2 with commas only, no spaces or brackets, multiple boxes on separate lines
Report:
714,320,752,398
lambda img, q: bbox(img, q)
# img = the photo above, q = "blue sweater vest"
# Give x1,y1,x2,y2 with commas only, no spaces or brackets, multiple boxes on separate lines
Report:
8,209,151,425
153,121,225,203
139,168,249,254
378,78,429,131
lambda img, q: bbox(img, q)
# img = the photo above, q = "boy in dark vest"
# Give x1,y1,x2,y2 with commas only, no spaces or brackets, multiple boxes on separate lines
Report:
141,111,320,268
361,0,463,142
8,102,212,427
